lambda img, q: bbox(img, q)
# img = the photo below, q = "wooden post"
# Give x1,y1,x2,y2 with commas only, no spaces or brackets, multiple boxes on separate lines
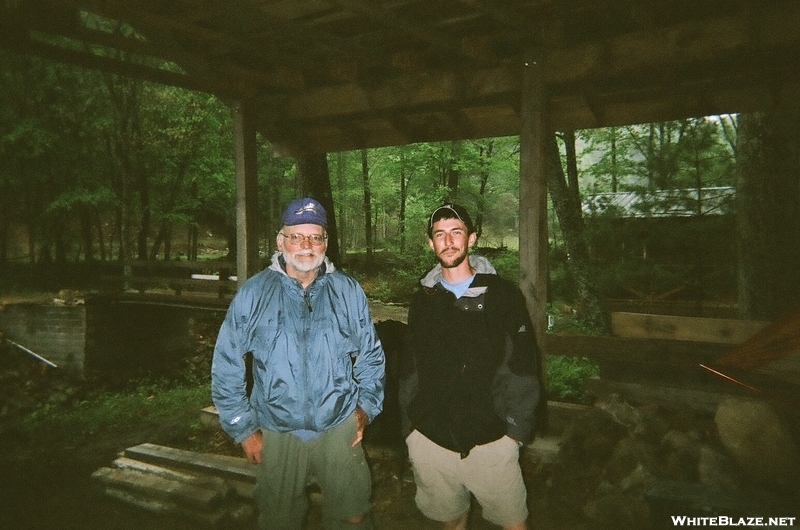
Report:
232,101,260,284
519,47,550,431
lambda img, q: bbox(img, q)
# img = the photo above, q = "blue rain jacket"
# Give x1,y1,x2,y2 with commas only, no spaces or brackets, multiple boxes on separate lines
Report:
211,252,385,443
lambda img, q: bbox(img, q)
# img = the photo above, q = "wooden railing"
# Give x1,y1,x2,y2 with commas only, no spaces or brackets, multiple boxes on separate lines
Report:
100,260,237,299
545,312,785,413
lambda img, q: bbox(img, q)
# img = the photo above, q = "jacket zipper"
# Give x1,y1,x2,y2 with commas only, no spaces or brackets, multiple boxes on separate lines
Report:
302,287,313,429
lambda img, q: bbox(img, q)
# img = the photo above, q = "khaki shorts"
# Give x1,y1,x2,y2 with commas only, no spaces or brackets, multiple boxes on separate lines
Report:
406,430,529,526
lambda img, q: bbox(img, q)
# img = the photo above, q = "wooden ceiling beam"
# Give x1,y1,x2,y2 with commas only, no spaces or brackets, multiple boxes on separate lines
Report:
455,0,525,32
61,0,245,52
13,4,308,92
334,0,498,65
66,0,377,87
265,2,800,122
0,33,239,96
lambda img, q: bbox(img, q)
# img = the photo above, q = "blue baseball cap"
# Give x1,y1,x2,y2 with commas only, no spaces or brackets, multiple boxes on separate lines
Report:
281,197,328,228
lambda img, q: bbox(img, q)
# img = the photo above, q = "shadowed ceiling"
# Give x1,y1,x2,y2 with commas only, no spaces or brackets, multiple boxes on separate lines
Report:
3,0,800,155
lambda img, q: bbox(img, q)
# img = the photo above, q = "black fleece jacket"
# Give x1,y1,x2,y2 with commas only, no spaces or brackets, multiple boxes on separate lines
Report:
399,258,541,457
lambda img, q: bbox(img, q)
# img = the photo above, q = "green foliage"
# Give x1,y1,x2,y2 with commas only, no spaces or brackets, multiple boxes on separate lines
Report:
545,355,598,404
475,247,519,283
11,378,211,464
0,49,742,320
346,246,432,303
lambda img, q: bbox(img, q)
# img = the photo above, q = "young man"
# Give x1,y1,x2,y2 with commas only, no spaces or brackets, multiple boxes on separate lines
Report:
211,197,385,530
401,203,541,530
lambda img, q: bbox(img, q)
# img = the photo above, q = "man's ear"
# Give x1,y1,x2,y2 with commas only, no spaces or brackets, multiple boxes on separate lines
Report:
467,232,477,248
428,238,435,251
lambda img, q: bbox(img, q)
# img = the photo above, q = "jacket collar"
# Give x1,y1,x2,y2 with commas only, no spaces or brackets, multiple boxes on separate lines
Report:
419,254,497,289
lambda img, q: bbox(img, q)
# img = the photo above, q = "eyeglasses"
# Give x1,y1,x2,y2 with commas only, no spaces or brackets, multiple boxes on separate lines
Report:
280,232,327,246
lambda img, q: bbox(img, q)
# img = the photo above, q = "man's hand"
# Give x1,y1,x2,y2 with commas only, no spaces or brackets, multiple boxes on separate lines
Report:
351,406,368,447
241,431,263,464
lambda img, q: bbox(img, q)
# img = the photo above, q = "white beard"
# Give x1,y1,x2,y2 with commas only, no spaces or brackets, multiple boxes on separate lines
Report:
283,249,325,273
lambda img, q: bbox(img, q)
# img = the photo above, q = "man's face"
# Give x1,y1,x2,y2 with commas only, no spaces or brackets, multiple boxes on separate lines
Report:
277,223,327,274
428,217,476,269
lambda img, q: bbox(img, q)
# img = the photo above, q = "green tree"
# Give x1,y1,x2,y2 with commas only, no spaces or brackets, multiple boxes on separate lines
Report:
549,131,610,332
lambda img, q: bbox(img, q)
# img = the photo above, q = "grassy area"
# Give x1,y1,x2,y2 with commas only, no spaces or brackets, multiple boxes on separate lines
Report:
0,374,228,467
4,360,595,470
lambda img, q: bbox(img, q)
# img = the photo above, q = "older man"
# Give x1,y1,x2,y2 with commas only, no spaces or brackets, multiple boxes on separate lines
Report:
212,197,385,530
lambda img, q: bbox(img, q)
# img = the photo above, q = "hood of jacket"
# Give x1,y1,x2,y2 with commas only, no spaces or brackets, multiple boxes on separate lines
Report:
419,254,497,289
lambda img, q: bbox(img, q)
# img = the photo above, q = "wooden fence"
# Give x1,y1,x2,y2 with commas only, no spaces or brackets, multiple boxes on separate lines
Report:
545,312,786,413
100,260,237,299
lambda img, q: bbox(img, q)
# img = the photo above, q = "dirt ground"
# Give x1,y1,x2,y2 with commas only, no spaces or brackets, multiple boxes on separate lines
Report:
0,378,576,530
0,428,576,530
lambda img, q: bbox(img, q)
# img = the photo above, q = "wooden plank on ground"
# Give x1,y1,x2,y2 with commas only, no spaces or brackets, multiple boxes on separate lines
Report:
124,443,255,483
611,312,768,344
92,466,225,508
112,457,231,493
103,487,227,527
200,406,221,428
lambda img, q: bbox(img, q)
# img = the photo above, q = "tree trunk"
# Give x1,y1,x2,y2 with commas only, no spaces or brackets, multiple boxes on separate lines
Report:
361,149,373,264
188,180,198,261
610,127,618,193
446,140,462,196
475,140,494,239
399,153,408,252
548,132,611,332
80,208,94,261
136,167,150,260
297,153,340,264
335,152,348,256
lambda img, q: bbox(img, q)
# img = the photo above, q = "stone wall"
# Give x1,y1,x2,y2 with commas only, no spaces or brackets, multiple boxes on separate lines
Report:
0,298,200,377
84,298,197,374
0,303,87,372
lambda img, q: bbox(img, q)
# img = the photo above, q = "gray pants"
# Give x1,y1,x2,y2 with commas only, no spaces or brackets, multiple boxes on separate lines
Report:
254,413,374,530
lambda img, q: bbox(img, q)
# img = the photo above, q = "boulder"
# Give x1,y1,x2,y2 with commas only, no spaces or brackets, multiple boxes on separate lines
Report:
714,397,800,490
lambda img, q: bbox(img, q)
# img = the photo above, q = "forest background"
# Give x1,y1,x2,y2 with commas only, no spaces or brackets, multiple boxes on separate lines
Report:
2,49,800,329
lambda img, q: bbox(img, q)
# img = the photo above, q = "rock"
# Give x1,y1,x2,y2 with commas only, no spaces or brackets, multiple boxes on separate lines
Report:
618,463,656,494
596,393,645,436
660,429,700,482
697,444,740,490
604,437,655,487
714,397,800,490
560,407,626,464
